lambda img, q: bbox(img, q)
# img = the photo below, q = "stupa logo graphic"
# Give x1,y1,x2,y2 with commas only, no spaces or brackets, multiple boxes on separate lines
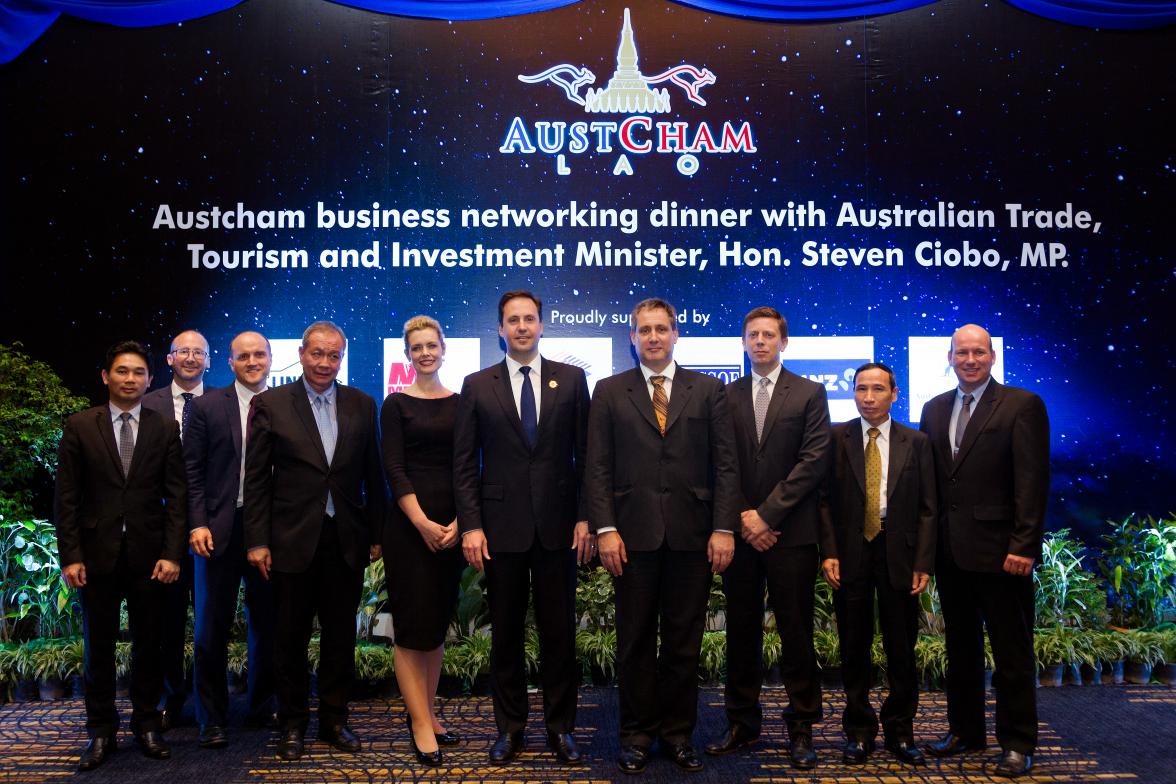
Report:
500,8,756,176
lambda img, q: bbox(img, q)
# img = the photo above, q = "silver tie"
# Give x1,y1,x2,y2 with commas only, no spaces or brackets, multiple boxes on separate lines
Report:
118,412,134,477
954,392,974,458
754,377,771,442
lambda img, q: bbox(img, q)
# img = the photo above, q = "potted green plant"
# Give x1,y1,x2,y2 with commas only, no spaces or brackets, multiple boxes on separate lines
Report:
761,629,783,685
814,627,841,686
11,639,40,701
353,641,395,699
1124,629,1165,684
114,641,131,697
30,638,71,700
576,626,617,686
356,560,389,641
226,640,249,694
915,634,948,691
0,641,18,702
1034,626,1092,687
62,636,84,696
1156,627,1176,685
699,630,726,682
1099,515,1176,630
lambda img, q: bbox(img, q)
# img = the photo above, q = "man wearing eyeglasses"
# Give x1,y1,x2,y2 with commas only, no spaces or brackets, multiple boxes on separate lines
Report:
143,329,210,730
243,320,386,761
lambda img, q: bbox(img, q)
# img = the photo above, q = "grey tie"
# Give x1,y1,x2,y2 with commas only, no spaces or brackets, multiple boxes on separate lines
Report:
754,376,771,442
118,412,134,477
313,394,337,516
954,392,974,458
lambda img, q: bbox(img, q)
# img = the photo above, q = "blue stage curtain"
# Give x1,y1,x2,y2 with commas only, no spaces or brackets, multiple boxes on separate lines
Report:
2,0,1174,64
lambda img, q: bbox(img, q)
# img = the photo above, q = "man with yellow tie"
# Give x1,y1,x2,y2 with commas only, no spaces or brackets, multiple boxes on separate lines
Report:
819,363,936,767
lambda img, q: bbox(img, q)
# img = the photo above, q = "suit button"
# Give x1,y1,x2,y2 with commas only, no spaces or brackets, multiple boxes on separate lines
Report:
951,504,958,511
662,487,670,494
950,477,958,485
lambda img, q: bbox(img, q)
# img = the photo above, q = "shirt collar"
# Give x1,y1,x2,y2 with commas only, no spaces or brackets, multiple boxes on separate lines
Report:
505,354,542,377
958,376,992,404
109,401,142,421
303,376,336,402
751,363,783,386
862,416,892,440
234,379,265,403
640,362,677,384
171,380,203,398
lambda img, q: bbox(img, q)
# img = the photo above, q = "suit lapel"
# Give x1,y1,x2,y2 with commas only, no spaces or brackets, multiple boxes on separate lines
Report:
125,408,155,483
663,364,692,434
931,392,954,465
758,369,793,451
846,418,866,496
730,375,756,445
491,360,531,449
96,408,126,482
225,386,243,461
625,368,662,435
291,382,329,468
536,358,560,439
333,384,351,461
887,421,910,501
953,381,1001,471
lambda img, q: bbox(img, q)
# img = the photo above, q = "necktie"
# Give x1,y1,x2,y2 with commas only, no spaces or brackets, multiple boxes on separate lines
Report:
519,365,537,447
314,394,337,516
754,376,771,442
954,392,974,458
118,412,134,477
864,426,881,541
180,392,195,441
651,376,668,435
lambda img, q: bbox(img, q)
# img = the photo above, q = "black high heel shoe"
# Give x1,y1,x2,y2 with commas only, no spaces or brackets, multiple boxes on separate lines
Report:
406,714,442,766
435,728,461,746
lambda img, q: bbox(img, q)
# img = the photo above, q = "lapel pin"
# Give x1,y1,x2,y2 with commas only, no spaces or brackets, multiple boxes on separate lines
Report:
549,379,558,389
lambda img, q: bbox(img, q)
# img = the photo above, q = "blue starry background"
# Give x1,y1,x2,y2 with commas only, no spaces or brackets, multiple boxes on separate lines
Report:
1,0,1172,536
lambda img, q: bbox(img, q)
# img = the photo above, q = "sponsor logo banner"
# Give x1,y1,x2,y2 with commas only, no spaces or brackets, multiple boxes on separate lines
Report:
908,336,1004,422
268,338,349,387
675,337,744,384
383,338,481,396
786,336,874,422
540,337,613,394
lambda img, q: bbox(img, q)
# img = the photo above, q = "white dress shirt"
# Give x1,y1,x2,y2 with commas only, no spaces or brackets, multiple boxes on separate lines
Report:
504,354,543,423
639,361,676,401
750,363,782,405
108,402,143,446
169,380,204,433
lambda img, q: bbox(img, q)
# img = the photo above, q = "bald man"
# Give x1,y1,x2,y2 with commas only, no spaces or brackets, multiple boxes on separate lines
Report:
918,325,1049,779
183,332,277,748
143,328,211,728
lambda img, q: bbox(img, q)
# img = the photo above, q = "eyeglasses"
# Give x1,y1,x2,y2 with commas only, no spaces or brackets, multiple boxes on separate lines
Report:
171,348,207,359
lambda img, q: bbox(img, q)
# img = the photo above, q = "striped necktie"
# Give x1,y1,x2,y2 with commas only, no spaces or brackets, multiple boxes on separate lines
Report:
651,376,668,435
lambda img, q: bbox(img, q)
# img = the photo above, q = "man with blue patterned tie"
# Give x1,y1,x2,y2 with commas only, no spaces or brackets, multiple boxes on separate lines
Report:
142,328,210,730
243,321,386,761
55,341,187,770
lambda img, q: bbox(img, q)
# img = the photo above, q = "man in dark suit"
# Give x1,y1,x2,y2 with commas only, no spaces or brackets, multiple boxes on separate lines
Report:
454,290,593,765
183,331,277,749
243,320,386,761
586,297,739,775
55,341,186,770
142,328,209,729
919,324,1049,778
705,306,830,769
819,362,936,767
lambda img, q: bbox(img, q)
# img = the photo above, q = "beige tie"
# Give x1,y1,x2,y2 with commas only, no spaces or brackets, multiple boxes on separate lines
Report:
651,376,668,435
864,427,881,541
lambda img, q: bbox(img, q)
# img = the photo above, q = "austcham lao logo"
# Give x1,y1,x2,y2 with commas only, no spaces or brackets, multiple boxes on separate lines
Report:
500,8,756,176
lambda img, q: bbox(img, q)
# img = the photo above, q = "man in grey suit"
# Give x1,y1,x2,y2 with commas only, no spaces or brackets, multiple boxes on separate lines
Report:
586,297,739,775
819,362,936,767
142,328,210,729
705,306,830,769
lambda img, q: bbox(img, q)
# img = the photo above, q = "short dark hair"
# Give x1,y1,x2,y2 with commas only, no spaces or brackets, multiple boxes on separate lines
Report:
104,340,151,373
631,297,677,327
853,362,897,390
497,290,543,324
742,306,788,338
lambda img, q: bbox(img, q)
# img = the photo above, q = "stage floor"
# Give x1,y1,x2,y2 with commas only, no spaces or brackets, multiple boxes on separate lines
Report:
0,684,1172,783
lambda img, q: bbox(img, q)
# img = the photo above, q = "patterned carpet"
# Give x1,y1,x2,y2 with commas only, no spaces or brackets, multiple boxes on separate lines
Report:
0,684,1173,783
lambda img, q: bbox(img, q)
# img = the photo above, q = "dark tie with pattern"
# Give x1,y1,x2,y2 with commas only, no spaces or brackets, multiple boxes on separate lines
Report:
651,375,668,435
864,427,882,541
519,366,537,446
180,391,195,441
118,412,134,477
754,376,771,443
954,392,974,458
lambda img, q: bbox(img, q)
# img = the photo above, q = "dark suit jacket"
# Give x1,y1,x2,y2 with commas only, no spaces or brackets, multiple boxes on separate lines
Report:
585,365,739,551
183,384,245,555
819,418,937,590
54,404,187,574
454,357,590,552
141,385,177,422
919,380,1049,572
727,369,831,547
243,379,386,573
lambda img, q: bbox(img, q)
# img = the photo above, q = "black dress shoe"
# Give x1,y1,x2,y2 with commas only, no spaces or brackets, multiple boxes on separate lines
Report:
199,724,229,749
277,728,305,761
318,723,362,752
135,731,171,759
704,725,759,756
78,736,116,771
885,740,927,766
994,749,1033,778
842,738,875,764
489,731,524,764
617,745,651,775
548,732,583,764
924,732,987,757
435,729,461,746
789,735,817,769
244,711,280,730
663,742,704,772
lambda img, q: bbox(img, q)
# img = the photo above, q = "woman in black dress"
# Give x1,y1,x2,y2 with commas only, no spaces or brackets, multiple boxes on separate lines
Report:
381,316,465,765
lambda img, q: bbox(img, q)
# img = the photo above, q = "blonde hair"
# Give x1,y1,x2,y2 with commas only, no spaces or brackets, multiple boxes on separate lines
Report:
402,315,446,350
